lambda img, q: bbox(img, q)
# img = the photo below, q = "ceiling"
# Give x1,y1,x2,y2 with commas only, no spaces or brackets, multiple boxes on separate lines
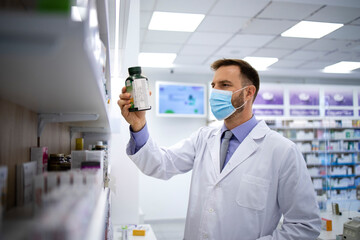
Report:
139,0,360,78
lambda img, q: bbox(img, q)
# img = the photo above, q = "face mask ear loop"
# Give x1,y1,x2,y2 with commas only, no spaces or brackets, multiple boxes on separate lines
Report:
232,86,248,110
232,86,247,94
234,100,248,110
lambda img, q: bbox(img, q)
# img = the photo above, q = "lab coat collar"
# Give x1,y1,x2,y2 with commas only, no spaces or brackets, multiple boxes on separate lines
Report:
208,120,270,183
249,120,269,139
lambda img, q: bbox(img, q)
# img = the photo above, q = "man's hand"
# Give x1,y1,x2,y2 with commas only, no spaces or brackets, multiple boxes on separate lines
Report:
117,86,147,131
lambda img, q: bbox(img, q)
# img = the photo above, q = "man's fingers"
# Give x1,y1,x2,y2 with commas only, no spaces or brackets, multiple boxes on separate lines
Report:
118,99,130,109
122,86,127,93
119,92,131,100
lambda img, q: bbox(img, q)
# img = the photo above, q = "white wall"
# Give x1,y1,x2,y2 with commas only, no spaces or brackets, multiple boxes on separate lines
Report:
110,0,140,225
138,72,209,221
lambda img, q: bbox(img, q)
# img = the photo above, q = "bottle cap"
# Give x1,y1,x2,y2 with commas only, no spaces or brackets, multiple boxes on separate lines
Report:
128,66,141,75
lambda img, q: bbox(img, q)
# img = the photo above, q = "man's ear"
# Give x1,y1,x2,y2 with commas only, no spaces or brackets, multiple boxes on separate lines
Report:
247,85,256,99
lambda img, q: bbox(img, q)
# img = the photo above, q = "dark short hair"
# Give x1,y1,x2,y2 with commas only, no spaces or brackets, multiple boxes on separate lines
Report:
211,58,260,101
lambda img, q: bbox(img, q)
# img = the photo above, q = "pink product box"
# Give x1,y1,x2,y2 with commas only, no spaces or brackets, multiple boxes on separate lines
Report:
31,147,48,174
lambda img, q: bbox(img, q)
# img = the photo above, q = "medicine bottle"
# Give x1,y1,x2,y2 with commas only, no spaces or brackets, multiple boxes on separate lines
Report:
125,66,151,112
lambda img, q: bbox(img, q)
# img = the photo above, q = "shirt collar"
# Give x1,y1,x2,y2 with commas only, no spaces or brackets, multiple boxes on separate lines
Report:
221,115,258,142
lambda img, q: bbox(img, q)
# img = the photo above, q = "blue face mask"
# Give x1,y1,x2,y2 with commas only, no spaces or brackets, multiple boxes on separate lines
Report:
209,87,248,120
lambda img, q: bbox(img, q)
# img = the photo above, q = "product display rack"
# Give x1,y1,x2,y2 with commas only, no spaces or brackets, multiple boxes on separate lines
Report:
0,0,112,239
269,119,360,200
0,0,111,130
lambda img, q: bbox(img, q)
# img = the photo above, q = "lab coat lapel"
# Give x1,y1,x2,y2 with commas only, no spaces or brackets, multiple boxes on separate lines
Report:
206,128,222,177
216,121,270,183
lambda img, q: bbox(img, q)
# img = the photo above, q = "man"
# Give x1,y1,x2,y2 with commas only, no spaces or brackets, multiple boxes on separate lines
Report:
118,59,321,239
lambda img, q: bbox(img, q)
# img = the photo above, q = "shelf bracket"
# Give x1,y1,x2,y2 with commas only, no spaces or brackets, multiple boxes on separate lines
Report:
37,113,99,138
70,126,105,139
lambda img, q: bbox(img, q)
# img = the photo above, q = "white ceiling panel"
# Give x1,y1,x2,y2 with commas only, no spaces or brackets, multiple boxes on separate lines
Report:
155,0,216,14
210,0,271,17
196,16,248,33
269,59,304,69
241,19,297,35
265,37,314,50
257,2,322,20
140,0,156,11
226,34,275,48
345,43,360,52
215,47,257,58
351,18,360,25
302,39,351,51
180,45,218,56
137,0,360,79
206,55,248,66
174,55,209,65
284,50,327,60
325,25,360,40
187,32,233,46
140,11,153,29
251,48,293,58
318,51,353,62
140,29,146,43
143,30,191,44
306,6,360,24
298,61,338,69
141,43,182,53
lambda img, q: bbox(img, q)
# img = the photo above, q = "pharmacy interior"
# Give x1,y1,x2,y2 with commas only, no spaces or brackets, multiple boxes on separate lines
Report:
1,0,360,240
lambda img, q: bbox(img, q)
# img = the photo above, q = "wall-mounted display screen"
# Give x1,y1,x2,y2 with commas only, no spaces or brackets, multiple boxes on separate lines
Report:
156,81,206,117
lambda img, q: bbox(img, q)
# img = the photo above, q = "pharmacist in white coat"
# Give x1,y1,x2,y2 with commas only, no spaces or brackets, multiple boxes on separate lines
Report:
118,59,321,240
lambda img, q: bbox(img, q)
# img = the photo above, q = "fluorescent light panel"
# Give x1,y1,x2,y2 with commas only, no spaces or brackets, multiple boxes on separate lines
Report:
281,21,343,39
71,6,82,22
323,61,360,73
89,9,98,28
243,57,278,70
139,53,177,68
148,11,205,32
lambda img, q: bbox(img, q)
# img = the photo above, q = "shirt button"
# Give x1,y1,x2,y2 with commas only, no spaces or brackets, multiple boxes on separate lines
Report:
208,208,214,213
203,233,208,239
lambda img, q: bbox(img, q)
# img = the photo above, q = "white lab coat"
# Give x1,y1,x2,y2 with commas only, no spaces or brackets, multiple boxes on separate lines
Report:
127,120,321,240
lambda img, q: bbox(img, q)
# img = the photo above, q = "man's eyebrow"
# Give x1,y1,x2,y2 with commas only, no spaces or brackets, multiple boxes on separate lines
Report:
218,80,232,84
211,80,232,87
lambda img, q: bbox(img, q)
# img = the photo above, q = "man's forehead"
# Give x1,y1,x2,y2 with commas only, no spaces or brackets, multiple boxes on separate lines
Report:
213,67,243,82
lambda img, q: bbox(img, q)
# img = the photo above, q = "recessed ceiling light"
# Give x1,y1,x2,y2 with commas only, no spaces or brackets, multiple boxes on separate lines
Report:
139,53,177,68
71,7,82,22
148,11,205,32
281,21,343,39
323,61,360,73
243,57,278,71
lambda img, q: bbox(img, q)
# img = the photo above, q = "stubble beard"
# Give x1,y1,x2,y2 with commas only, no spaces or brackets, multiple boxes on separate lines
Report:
227,91,246,121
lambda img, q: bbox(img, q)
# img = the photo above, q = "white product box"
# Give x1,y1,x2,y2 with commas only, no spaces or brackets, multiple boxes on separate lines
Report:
17,161,37,206
31,147,48,174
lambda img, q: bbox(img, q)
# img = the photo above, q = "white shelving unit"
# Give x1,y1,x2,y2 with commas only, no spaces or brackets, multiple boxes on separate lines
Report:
85,187,110,240
0,1,112,239
0,0,110,131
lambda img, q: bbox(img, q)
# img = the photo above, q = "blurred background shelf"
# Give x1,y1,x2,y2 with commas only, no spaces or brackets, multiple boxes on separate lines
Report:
0,0,111,131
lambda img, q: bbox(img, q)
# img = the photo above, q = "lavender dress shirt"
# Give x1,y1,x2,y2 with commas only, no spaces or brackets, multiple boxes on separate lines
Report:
220,115,258,169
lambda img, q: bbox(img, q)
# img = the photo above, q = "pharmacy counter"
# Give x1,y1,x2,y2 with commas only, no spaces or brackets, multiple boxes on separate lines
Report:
113,224,157,240
317,211,360,240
